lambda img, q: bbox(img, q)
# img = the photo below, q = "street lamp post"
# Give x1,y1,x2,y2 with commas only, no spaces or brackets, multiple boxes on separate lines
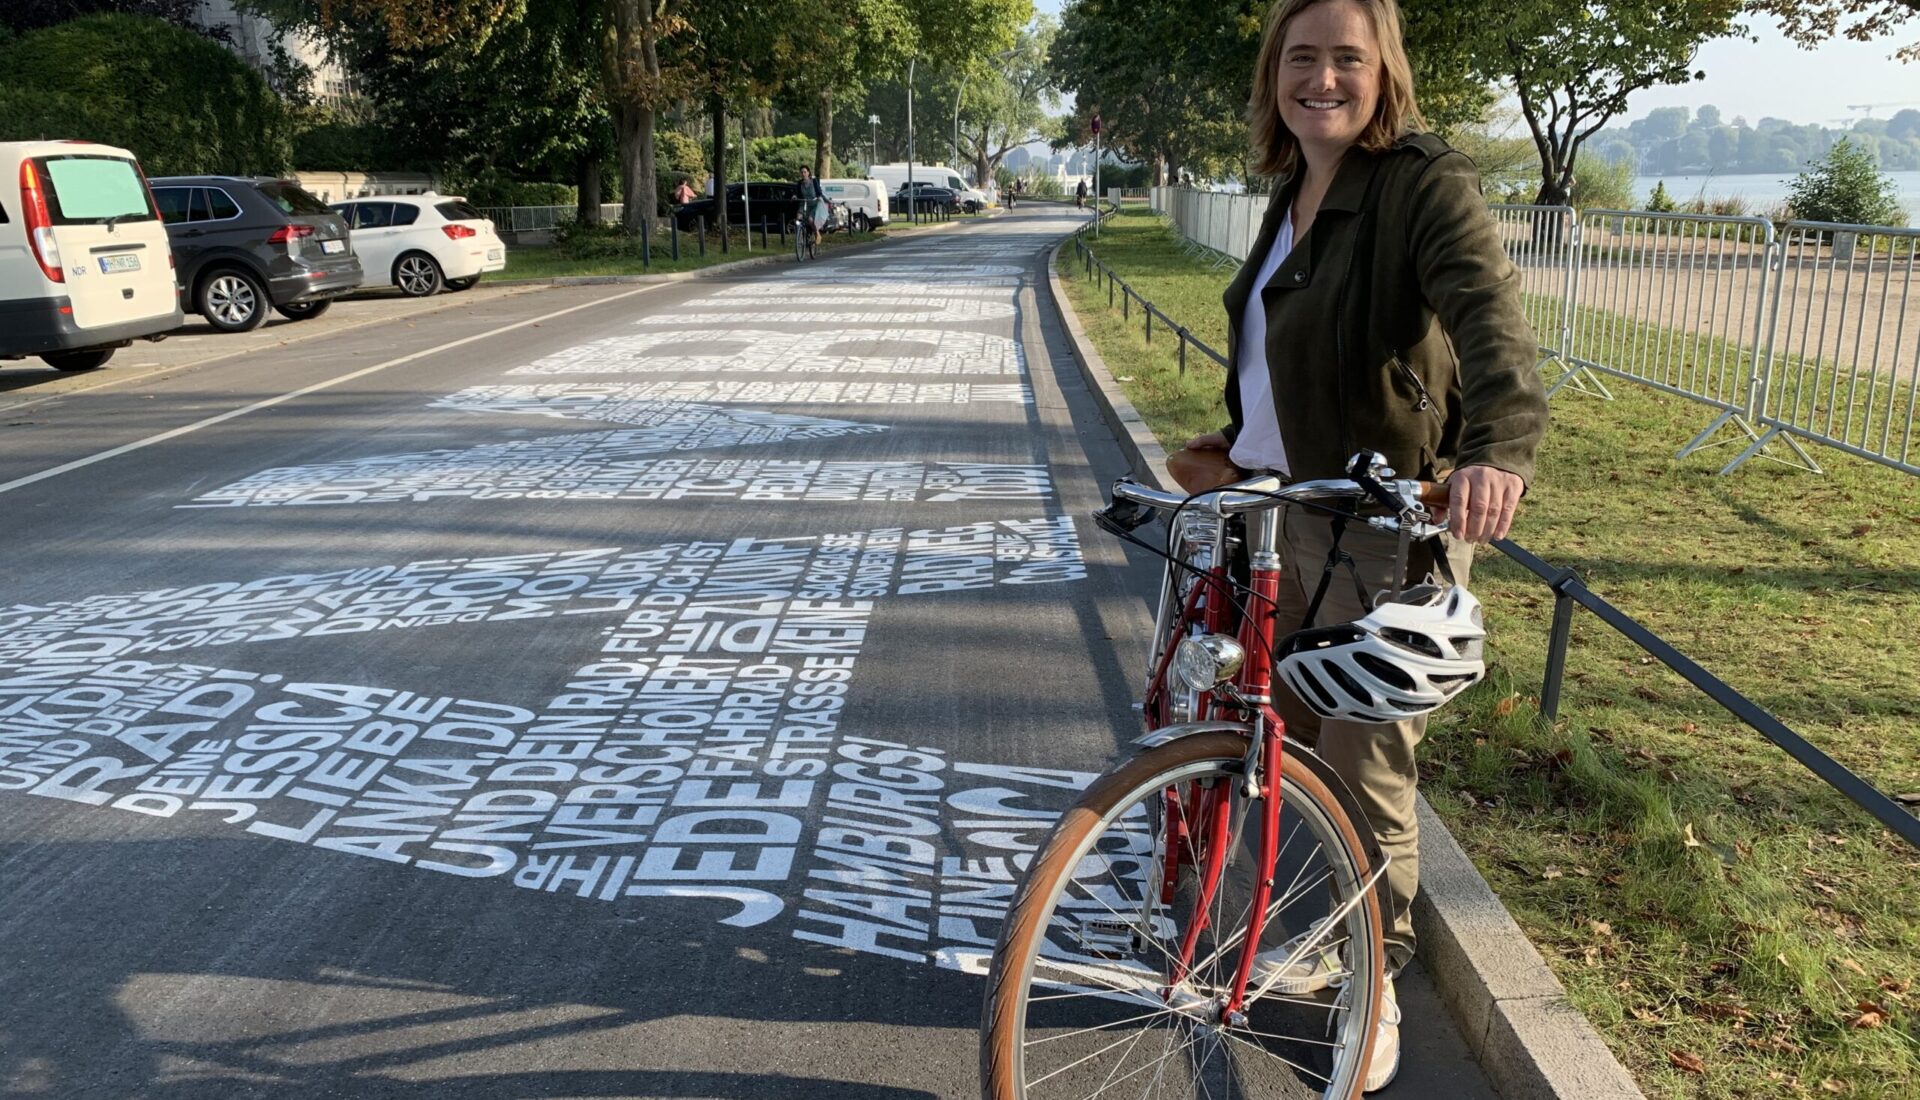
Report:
869,114,879,174
906,57,916,224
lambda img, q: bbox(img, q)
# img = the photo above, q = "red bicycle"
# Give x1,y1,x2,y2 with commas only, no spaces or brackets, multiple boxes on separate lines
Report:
981,454,1462,1100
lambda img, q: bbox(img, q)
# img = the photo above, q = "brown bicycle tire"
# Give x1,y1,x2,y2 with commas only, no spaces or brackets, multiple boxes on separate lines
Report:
980,731,1384,1100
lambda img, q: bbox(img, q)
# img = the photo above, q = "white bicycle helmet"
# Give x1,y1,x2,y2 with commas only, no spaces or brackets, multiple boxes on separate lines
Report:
1275,583,1487,722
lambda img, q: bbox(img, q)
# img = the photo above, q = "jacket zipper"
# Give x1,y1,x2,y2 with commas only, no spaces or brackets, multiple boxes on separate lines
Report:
1394,353,1446,425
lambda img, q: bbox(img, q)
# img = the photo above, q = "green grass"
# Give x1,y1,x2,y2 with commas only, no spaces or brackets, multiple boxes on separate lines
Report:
501,214,984,280
1063,207,1920,1099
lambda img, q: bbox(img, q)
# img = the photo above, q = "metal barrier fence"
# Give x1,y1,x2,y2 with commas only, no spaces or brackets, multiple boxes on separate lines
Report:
471,204,624,233
1149,187,1920,479
1068,203,1228,377
1740,222,1920,475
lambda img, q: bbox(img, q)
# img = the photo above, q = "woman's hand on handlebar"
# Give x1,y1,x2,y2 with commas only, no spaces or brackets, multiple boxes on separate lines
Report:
1185,431,1229,451
1441,464,1524,543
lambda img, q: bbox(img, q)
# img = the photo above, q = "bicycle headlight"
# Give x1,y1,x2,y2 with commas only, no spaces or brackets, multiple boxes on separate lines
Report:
1173,634,1245,693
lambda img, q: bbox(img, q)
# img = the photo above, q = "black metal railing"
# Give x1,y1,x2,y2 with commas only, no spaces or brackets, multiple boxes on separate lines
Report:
1068,216,1920,851
1069,222,1228,376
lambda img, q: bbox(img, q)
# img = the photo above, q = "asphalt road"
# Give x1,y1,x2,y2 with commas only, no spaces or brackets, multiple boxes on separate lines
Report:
0,207,1498,1099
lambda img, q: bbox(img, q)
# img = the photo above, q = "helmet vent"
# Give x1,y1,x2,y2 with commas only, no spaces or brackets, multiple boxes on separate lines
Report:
1354,651,1417,691
1325,662,1373,706
1382,627,1443,658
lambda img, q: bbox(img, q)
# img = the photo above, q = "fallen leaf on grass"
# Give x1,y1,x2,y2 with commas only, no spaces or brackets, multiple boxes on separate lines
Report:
1493,693,1519,718
1542,865,1563,880
1821,1079,1846,1094
1683,823,1703,848
1633,685,1664,702
1695,1002,1754,1022
1847,1001,1888,1029
1667,1050,1706,1074
1590,919,1613,936
1839,958,1867,976
1878,976,1911,997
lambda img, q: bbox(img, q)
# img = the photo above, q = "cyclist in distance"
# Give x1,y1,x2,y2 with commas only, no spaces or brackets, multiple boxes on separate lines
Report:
1173,0,1548,1087
794,165,823,248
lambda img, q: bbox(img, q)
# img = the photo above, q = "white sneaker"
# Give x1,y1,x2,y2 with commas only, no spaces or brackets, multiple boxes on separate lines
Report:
1365,977,1401,1093
1250,917,1345,994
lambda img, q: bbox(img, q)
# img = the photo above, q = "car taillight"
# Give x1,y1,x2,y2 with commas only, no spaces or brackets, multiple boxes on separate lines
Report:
442,224,477,239
266,224,316,245
19,160,63,283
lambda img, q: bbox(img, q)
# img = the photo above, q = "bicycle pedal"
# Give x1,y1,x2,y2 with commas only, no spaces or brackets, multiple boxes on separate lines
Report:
1075,917,1149,958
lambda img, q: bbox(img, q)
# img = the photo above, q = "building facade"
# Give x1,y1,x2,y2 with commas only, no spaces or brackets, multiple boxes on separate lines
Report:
195,0,357,103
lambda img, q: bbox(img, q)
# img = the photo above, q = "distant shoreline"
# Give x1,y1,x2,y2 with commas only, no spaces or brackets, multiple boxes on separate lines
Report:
1630,171,1920,216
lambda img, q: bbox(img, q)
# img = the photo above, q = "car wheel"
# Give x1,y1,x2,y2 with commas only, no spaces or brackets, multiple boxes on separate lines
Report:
394,252,444,297
40,348,115,371
199,268,269,333
275,299,333,321
851,212,870,233
445,276,480,291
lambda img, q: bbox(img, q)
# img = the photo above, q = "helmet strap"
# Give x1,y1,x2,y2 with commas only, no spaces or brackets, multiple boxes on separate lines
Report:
1300,514,1373,629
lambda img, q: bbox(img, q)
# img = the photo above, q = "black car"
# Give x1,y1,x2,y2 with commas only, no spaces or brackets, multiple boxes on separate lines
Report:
892,183,958,215
672,182,803,231
148,176,364,333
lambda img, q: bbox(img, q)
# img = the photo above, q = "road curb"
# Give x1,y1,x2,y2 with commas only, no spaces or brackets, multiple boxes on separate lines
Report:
1042,236,1646,1100
490,212,995,288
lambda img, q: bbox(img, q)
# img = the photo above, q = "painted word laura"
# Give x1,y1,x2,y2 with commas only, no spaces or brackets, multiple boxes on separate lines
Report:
186,455,1054,509
506,328,1023,377
435,384,1034,420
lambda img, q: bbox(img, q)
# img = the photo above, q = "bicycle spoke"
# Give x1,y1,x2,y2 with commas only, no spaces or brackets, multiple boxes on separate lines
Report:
1213,1024,1333,1086
1025,1006,1193,1048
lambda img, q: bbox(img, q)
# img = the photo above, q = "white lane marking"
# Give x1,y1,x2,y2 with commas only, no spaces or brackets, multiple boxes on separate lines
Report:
0,286,550,416
0,285,665,495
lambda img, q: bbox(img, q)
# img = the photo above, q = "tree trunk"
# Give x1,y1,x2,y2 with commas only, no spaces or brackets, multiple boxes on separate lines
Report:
577,153,602,224
709,92,728,200
607,0,664,233
975,124,990,189
814,89,833,178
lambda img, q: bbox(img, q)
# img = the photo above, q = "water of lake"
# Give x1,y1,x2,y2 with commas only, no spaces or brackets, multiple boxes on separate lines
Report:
1631,172,1920,219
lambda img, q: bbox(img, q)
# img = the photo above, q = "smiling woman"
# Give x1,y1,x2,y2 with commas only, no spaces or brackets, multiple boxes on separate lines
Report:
1164,0,1551,1090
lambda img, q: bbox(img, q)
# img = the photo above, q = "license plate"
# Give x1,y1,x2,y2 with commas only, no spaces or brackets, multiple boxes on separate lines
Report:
321,239,346,255
487,249,503,261
98,254,141,274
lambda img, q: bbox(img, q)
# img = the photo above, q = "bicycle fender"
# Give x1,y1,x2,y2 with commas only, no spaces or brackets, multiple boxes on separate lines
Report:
1130,721,1388,890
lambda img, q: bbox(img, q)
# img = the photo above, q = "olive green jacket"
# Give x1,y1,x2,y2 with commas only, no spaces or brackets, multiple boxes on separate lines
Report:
1220,133,1548,485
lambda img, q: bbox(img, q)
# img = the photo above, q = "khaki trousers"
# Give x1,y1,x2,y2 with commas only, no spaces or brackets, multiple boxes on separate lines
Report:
1265,507,1474,973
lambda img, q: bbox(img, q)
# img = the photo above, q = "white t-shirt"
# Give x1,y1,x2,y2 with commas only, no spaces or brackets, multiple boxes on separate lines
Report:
1229,209,1295,475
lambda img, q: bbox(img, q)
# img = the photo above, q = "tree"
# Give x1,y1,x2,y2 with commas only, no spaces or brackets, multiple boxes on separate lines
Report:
275,0,690,231
1749,0,1920,59
952,17,1059,186
2,0,232,41
1459,1,1746,207
0,14,290,174
1785,136,1905,224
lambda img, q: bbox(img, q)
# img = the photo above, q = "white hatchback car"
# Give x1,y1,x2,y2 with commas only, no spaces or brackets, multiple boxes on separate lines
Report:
328,193,506,296
0,140,182,370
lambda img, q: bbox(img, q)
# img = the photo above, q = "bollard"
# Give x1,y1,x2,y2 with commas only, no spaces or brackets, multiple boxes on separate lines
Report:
1108,275,1114,308
671,218,680,261
1145,305,1152,343
640,217,651,272
1178,329,1187,374
1122,287,1129,321
760,216,769,249
778,216,786,245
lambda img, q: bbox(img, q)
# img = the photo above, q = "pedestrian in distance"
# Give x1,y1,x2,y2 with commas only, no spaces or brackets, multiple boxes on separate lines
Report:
1075,178,1088,209
1172,0,1548,1089
672,178,696,207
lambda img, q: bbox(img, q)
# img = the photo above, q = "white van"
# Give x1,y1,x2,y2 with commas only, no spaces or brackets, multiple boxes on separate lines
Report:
0,141,182,371
819,179,889,230
867,163,990,212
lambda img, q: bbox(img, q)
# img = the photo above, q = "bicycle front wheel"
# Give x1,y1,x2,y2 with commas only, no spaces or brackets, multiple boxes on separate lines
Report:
982,732,1384,1100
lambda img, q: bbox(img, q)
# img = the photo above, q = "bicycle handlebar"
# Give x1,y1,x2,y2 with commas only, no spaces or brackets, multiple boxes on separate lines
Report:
1112,474,1447,517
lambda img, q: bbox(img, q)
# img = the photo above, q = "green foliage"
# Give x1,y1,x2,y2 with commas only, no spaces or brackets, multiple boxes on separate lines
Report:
1785,138,1906,227
458,175,576,206
1570,156,1636,211
0,14,291,175
747,132,841,181
1646,180,1677,213
656,129,708,181
291,110,405,171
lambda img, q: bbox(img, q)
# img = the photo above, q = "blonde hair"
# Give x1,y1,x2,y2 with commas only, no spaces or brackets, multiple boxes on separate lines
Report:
1249,0,1426,181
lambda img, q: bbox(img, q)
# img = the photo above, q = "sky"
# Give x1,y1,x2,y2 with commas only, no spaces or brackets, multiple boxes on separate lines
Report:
1026,3,1917,130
